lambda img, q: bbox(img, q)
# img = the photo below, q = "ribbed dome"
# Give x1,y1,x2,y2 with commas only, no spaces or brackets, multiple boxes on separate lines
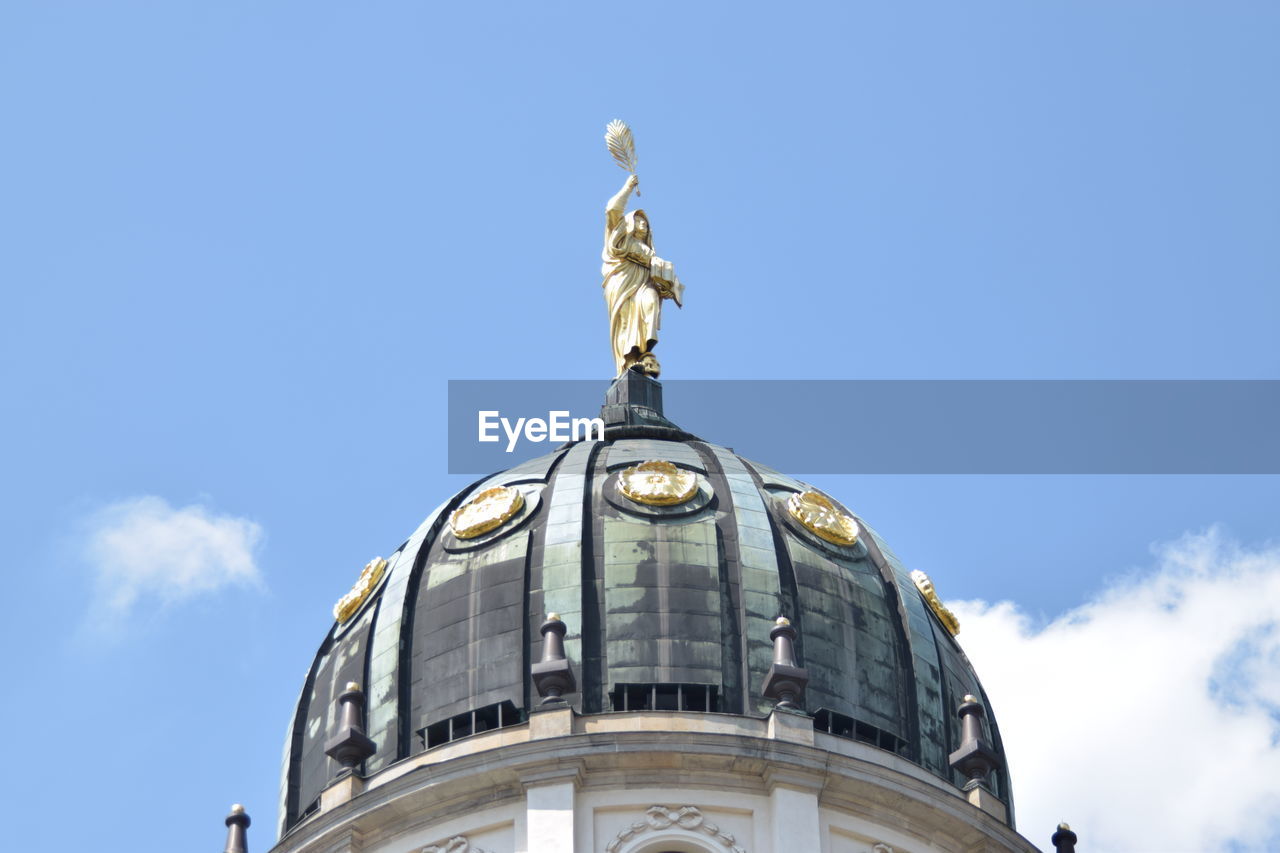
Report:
278,384,1012,835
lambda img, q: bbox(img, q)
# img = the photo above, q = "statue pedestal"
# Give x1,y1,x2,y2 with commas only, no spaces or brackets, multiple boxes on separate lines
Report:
599,367,696,439
602,368,665,425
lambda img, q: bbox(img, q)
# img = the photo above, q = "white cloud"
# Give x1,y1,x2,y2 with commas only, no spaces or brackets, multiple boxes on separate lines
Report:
953,528,1280,852
84,496,264,618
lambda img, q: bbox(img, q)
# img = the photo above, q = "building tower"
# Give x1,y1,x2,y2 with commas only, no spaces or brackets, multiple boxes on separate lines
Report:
224,126,1070,853
249,371,1051,853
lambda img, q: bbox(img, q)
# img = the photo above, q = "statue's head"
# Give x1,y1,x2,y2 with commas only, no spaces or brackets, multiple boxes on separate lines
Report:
626,210,652,245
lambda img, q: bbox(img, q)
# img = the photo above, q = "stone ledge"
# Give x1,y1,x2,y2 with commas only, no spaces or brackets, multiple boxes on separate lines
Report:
966,783,1009,824
529,705,574,740
518,763,584,790
767,708,815,746
274,721,1034,853
319,773,365,812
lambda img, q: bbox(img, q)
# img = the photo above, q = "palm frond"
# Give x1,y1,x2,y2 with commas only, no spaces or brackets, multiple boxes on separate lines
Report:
605,119,639,174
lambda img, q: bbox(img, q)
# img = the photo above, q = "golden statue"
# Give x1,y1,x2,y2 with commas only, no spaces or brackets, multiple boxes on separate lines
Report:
602,121,684,377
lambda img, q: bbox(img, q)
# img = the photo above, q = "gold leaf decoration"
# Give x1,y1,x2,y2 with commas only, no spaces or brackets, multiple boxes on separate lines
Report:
334,556,388,624
786,490,860,546
618,460,698,506
605,119,639,175
449,486,525,540
911,570,960,636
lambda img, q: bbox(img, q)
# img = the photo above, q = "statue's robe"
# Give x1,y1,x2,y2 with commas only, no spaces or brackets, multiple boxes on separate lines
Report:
602,206,683,376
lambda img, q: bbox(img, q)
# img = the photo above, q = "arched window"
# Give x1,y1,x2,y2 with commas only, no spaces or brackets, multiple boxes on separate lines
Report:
631,843,714,853
619,832,726,853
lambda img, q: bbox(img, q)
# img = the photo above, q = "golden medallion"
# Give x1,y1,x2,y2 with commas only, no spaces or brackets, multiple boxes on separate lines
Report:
618,460,698,506
334,556,388,624
910,569,960,636
449,486,525,539
786,490,860,546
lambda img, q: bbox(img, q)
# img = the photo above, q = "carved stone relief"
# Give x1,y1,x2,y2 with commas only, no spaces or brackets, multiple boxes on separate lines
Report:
420,836,492,853
606,805,746,853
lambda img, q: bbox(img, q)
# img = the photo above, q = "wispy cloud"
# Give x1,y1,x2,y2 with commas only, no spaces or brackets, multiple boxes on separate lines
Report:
953,528,1280,852
84,496,264,621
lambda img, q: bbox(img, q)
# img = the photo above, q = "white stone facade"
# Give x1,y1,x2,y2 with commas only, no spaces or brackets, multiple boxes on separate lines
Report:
271,707,1036,853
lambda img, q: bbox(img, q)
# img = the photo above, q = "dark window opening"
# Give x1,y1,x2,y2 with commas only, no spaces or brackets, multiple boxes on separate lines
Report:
298,796,319,821
608,683,720,713
417,700,523,750
812,707,907,755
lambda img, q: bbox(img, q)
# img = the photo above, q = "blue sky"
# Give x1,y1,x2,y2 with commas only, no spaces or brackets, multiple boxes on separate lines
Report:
2,3,1278,851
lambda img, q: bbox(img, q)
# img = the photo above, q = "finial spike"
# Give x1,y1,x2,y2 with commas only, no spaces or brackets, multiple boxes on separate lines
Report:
324,682,376,773
762,616,809,712
1051,821,1078,853
532,615,576,704
223,804,250,853
948,695,1000,790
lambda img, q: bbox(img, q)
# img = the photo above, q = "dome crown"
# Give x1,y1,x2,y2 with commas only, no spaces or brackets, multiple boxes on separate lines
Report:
278,376,1010,834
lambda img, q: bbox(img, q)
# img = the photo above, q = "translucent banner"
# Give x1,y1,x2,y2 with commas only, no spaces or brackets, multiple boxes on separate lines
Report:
447,380,1280,475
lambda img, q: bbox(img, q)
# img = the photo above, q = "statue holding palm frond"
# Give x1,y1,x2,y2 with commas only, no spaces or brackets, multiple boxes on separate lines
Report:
601,120,684,378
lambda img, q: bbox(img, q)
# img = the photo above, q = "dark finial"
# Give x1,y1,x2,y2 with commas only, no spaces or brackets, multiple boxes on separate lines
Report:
1051,822,1078,853
532,614,577,704
324,681,376,773
948,693,1001,790
762,616,810,711
222,804,250,853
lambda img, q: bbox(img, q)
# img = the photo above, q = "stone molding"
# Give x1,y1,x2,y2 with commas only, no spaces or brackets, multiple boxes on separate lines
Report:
605,806,746,853
420,837,492,853
517,761,584,790
269,725,1038,853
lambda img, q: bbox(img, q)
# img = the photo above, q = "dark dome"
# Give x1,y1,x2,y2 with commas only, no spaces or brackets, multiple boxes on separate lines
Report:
278,389,1012,834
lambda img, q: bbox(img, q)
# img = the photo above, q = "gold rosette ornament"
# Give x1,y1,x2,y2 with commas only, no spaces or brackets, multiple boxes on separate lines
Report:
910,570,960,636
618,460,698,506
449,486,525,539
334,556,388,624
786,490,861,546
